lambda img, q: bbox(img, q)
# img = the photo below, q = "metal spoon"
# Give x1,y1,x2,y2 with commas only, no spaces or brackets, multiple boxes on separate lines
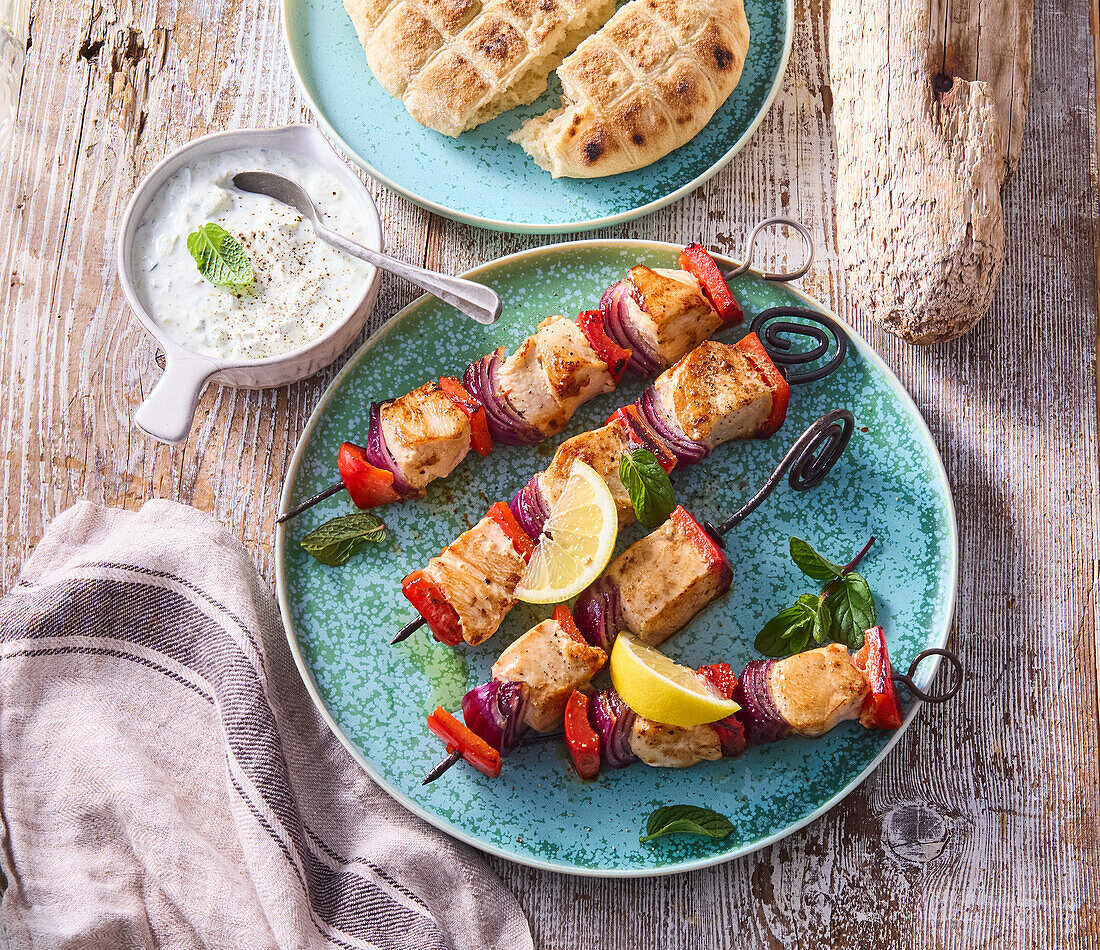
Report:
232,171,502,325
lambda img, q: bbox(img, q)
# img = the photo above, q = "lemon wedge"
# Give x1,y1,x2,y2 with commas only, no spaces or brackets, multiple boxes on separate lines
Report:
515,460,618,604
610,634,741,726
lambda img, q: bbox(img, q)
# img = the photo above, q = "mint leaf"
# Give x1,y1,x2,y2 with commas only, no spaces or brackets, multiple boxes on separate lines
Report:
755,603,810,656
641,805,735,843
301,512,386,567
789,537,845,584
758,537,876,655
812,593,833,644
187,223,254,289
619,448,676,529
824,572,876,648
755,595,825,656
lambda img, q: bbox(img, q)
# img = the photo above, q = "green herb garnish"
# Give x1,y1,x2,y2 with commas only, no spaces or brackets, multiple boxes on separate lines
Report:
619,448,676,529
755,536,876,655
755,593,832,656
641,804,735,844
187,223,254,289
300,512,386,567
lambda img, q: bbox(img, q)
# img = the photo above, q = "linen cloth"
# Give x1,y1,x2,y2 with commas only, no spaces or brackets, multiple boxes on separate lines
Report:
0,500,533,950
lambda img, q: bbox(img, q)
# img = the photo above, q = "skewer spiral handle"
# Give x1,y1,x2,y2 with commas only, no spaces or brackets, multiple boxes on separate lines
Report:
891,648,964,703
704,408,855,544
750,307,848,385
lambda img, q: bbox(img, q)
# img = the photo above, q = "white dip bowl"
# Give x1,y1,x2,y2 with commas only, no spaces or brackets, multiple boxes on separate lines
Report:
117,124,382,444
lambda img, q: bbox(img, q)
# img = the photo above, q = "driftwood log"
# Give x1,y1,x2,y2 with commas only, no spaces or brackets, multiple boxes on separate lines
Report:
829,0,1034,343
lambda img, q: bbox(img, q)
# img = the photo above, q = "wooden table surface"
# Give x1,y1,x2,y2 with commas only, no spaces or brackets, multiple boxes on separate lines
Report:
2,0,1096,945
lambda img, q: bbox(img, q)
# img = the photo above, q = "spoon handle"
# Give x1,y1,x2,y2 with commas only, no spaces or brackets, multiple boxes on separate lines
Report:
316,224,502,326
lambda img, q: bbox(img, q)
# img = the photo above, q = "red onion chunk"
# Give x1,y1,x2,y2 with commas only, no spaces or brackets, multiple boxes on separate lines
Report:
573,576,624,653
364,402,417,497
590,688,636,768
600,280,663,378
462,681,529,755
637,388,708,465
733,661,790,745
509,474,548,540
462,350,543,446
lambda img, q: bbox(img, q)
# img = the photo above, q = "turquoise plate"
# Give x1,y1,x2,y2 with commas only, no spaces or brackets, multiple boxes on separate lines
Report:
275,242,957,876
280,0,792,233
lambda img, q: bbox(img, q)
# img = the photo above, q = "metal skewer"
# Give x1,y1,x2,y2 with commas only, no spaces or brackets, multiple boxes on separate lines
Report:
703,408,855,545
392,616,426,644
418,409,855,784
276,480,344,524
423,730,565,784
422,644,966,784
891,648,964,703
394,310,851,644
272,221,829,525
423,749,462,784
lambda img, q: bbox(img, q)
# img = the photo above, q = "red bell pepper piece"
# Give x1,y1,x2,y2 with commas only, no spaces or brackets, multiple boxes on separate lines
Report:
439,376,493,457
679,244,743,325
671,506,733,595
697,663,748,757
487,501,535,562
576,310,630,384
736,332,790,437
553,604,588,646
564,690,601,779
854,626,905,730
426,707,502,778
697,663,738,699
401,570,463,646
606,405,678,474
337,442,403,508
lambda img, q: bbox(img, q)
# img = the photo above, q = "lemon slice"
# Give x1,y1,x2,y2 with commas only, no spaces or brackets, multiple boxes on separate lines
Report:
610,634,741,726
515,460,618,604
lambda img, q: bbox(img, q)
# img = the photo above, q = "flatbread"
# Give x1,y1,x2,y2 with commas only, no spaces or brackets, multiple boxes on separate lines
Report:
510,0,750,177
345,0,615,136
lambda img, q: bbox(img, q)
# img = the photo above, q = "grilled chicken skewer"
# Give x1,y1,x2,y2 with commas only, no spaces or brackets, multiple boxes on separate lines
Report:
423,628,963,782
280,248,735,522
277,219,814,523
395,312,848,647
418,409,862,780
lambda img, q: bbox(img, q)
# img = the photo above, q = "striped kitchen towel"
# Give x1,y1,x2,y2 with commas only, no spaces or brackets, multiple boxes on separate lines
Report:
0,500,533,950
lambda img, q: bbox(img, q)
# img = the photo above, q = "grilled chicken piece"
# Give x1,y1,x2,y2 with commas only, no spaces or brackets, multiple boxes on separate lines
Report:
380,381,472,489
424,516,526,645
649,340,772,448
624,267,722,367
492,617,607,731
537,419,636,527
769,644,869,737
628,717,722,768
497,315,616,436
609,514,728,646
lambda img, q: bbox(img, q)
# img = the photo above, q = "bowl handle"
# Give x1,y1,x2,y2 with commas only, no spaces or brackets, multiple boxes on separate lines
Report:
134,353,217,444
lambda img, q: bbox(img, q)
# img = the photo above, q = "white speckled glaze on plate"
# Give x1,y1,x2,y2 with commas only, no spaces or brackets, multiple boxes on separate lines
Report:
280,0,793,233
275,241,958,877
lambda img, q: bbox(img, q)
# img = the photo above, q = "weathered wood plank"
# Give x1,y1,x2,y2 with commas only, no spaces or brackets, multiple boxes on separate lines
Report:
0,0,1097,945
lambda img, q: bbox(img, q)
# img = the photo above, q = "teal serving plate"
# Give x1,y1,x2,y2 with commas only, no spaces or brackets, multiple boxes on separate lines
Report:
280,0,792,232
275,242,957,876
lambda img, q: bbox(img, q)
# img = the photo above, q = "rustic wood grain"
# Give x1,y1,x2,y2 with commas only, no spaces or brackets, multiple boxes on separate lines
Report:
1,0,1098,945
829,0,1031,344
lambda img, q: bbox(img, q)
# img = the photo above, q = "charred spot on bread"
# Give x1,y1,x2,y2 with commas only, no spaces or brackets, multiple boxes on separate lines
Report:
467,16,526,73
583,138,605,163
632,132,644,144
714,44,733,69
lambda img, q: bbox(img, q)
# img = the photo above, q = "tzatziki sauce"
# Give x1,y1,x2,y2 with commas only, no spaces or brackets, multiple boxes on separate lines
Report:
133,146,373,361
